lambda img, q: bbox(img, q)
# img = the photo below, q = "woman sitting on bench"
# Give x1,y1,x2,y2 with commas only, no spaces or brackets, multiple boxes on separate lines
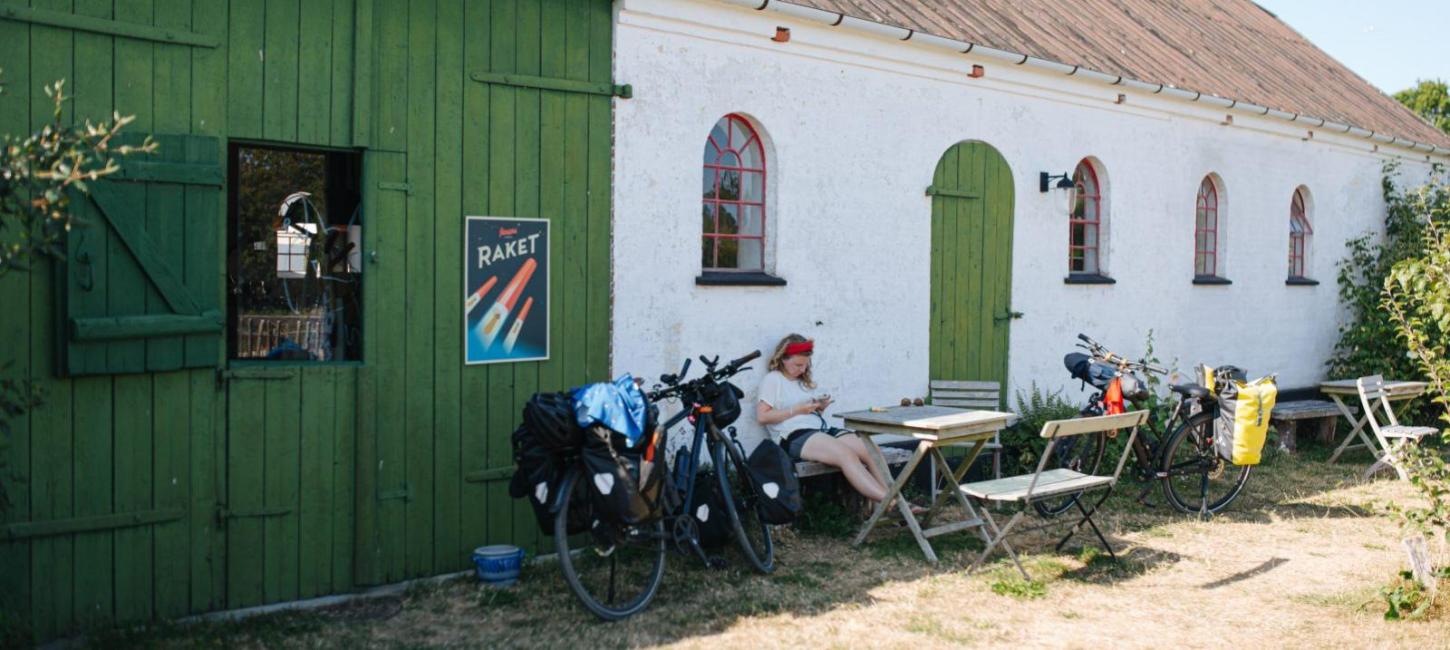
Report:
756,334,891,503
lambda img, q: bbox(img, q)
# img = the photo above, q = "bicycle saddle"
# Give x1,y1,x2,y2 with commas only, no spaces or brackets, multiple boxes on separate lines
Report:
1169,383,1211,400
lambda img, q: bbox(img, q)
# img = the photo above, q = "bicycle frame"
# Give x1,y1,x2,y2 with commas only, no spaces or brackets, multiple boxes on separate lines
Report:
1082,372,1210,481
656,405,730,520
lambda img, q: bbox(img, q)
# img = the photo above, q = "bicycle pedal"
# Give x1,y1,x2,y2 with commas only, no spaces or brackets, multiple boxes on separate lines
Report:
707,556,730,570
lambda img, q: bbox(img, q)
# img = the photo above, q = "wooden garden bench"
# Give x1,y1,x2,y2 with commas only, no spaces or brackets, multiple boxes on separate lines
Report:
1268,399,1343,452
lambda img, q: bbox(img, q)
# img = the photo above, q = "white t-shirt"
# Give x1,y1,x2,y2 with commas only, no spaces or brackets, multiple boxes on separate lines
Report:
757,370,828,441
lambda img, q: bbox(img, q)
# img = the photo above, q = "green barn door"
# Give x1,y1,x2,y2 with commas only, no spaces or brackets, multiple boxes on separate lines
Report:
928,141,1015,395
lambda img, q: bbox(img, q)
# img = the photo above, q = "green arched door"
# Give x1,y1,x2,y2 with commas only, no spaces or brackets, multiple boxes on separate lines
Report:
928,141,1015,394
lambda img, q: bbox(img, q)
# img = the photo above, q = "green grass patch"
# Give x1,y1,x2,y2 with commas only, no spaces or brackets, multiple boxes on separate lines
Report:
990,575,1047,600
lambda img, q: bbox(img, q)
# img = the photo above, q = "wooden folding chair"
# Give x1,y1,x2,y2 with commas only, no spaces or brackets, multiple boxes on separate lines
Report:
930,380,1004,479
961,410,1149,580
1357,375,1436,481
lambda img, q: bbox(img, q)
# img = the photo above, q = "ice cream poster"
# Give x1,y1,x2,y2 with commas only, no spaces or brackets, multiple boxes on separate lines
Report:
464,217,549,364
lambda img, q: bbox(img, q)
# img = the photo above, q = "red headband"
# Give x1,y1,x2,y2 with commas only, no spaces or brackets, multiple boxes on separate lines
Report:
784,340,814,356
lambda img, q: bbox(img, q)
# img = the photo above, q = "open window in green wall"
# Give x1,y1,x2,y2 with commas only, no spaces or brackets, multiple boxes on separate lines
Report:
57,133,225,376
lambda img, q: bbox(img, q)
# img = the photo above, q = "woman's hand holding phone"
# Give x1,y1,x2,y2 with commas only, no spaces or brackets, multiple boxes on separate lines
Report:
813,394,833,412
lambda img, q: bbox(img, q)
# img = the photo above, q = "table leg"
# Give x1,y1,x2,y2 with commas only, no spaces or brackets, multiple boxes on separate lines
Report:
853,436,936,562
922,439,986,527
1327,394,1375,463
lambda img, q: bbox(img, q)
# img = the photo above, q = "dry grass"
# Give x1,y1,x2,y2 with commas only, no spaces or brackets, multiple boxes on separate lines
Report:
92,447,1450,649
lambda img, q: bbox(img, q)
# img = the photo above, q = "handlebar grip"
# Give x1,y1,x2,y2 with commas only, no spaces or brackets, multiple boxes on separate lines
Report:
679,358,691,379
735,349,762,365
1077,333,1094,344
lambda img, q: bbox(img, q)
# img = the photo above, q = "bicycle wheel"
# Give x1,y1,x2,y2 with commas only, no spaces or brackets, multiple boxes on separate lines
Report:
1032,431,1108,517
1159,411,1252,515
712,438,774,574
554,467,667,621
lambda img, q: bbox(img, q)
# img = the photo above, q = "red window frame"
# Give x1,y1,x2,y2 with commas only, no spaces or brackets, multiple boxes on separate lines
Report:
1068,160,1101,274
1288,188,1311,278
702,114,766,271
1194,177,1219,277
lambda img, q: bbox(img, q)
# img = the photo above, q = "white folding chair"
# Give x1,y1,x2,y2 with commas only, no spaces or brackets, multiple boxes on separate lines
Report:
1357,375,1436,481
961,410,1149,580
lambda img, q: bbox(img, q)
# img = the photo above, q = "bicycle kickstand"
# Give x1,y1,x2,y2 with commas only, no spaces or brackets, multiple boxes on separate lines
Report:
1133,482,1159,509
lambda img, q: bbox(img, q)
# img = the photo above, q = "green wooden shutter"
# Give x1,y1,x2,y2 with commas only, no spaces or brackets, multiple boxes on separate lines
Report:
58,133,224,376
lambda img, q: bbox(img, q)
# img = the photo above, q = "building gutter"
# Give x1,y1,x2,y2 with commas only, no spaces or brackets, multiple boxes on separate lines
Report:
717,0,1449,158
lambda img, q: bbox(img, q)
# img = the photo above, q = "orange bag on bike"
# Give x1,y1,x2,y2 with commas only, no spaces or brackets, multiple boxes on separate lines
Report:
1104,378,1125,415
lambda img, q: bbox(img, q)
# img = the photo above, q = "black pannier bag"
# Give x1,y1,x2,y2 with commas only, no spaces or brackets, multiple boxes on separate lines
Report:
510,425,592,535
687,468,732,548
706,381,745,427
523,391,584,451
746,439,802,524
1064,353,1118,390
580,426,674,526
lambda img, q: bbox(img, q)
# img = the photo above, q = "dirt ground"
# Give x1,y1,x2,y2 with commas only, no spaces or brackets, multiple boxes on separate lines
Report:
92,446,1450,649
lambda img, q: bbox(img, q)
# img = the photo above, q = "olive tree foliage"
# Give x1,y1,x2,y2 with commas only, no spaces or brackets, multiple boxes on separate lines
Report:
1377,175,1450,618
1395,79,1450,136
1384,217,1450,536
0,71,153,514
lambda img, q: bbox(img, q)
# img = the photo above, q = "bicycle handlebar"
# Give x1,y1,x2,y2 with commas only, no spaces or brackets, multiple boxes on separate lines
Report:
1077,333,1167,375
648,350,761,401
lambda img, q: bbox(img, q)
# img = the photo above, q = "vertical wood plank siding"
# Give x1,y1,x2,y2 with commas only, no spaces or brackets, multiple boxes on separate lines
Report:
929,142,1015,395
0,0,614,639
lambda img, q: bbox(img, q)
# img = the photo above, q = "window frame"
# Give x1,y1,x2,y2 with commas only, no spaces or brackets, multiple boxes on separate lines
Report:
1288,187,1312,280
701,114,767,273
1068,159,1104,277
226,141,365,363
1194,175,1222,280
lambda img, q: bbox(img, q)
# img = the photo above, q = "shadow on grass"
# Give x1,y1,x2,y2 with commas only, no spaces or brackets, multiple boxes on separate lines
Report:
81,437,1430,648
1198,556,1289,589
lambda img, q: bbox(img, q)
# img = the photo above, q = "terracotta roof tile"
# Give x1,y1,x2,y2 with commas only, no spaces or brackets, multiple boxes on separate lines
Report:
784,0,1450,148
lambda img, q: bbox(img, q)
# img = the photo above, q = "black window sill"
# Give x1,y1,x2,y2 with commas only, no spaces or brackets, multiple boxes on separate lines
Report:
696,271,787,287
1285,277,1320,286
1064,274,1115,285
1192,275,1232,285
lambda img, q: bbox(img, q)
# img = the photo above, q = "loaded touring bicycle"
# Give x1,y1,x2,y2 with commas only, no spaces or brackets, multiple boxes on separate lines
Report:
512,351,773,620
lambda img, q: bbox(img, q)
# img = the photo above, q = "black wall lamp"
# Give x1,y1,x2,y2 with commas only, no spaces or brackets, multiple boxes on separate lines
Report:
1039,171,1073,193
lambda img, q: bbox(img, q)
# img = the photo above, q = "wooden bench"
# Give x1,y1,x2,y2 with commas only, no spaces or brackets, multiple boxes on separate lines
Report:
1269,399,1344,452
795,446,914,478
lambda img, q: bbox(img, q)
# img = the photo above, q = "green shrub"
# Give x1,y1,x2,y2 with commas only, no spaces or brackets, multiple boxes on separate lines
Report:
1328,163,1446,423
1001,383,1081,475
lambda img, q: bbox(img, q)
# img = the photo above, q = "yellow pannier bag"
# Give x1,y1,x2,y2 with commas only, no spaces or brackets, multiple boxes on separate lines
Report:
1214,376,1278,465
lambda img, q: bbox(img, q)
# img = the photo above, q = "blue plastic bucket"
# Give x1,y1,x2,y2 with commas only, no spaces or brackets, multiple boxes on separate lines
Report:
472,545,525,587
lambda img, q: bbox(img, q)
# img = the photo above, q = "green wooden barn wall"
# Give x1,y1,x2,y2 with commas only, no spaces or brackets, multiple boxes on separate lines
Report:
0,0,614,640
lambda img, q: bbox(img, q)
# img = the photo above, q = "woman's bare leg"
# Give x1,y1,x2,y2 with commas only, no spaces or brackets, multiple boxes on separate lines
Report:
801,434,888,502
838,434,890,492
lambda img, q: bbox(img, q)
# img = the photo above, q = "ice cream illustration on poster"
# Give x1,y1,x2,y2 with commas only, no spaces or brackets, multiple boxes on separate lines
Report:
465,217,548,364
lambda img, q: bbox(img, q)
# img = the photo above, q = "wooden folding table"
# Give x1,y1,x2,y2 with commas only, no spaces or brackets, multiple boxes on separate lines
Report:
835,406,1016,563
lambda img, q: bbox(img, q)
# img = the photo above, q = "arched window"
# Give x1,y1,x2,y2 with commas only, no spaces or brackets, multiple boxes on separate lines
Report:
1068,159,1103,275
1288,187,1312,279
702,114,765,271
1194,176,1221,277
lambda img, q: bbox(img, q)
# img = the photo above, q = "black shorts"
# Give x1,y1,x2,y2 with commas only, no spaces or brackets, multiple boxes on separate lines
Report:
783,428,850,462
